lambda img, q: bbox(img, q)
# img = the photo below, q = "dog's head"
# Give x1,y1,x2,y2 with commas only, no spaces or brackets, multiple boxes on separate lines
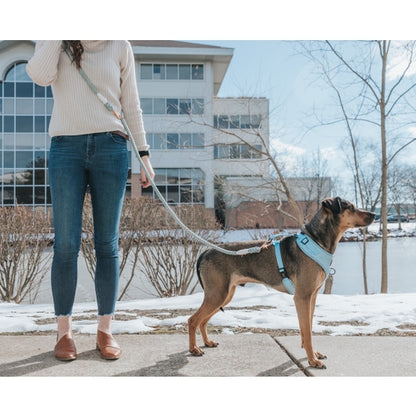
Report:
322,196,375,228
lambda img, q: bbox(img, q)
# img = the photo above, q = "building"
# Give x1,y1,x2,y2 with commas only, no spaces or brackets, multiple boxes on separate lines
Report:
0,40,270,225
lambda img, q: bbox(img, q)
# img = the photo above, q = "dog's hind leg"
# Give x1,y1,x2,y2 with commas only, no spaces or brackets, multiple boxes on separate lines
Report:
188,291,229,356
200,285,237,348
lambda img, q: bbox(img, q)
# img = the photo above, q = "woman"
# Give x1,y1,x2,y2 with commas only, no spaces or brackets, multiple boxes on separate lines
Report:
27,40,154,361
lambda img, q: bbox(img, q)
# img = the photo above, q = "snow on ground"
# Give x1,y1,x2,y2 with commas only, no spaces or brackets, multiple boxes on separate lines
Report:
1,284,416,336
1,221,415,337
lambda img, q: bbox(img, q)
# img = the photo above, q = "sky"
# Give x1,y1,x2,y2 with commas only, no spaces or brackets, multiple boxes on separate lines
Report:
5,0,416,199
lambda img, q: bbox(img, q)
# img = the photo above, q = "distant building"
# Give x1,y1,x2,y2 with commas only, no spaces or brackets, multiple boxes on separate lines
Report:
0,40,331,228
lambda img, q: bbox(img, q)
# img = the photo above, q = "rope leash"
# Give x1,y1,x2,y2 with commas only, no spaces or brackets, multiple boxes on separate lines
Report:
63,46,261,257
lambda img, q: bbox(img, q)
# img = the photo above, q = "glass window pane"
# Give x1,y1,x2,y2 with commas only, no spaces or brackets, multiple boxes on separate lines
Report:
213,115,218,128
35,84,46,97
240,145,250,159
166,64,178,80
16,82,33,97
46,86,53,97
35,186,47,204
4,134,14,149
192,133,204,147
240,115,250,128
34,169,47,185
166,99,178,114
4,98,14,114
4,116,14,132
167,133,179,149
16,187,33,204
5,66,16,81
152,64,165,80
4,151,14,168
140,64,152,80
192,64,204,80
218,145,228,159
230,145,239,159
179,64,190,80
230,115,240,129
35,99,45,115
15,169,33,185
4,83,15,97
180,133,192,148
16,151,34,168
3,187,14,205
179,99,191,115
167,186,179,203
35,116,46,132
141,98,152,114
17,64,32,82
153,133,165,150
16,98,33,114
35,134,46,149
16,134,33,149
34,151,47,168
153,98,165,114
218,115,229,129
46,98,54,114
251,114,261,128
191,99,204,115
16,116,33,132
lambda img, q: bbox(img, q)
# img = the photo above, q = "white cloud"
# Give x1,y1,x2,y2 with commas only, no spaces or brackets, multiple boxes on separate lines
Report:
386,41,416,80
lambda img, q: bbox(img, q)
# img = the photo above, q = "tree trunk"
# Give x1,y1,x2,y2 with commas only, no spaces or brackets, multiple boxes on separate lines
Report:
380,40,389,294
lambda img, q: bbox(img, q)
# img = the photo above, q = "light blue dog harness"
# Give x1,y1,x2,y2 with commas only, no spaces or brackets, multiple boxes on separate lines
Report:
271,233,333,295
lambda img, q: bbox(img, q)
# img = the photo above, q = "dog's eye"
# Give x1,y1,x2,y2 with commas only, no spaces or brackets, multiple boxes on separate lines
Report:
349,205,355,212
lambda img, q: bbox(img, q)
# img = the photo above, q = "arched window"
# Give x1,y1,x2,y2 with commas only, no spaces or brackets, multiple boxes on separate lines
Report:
0,62,53,207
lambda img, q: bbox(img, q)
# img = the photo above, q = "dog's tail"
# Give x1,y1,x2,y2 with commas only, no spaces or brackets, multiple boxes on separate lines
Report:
196,251,205,290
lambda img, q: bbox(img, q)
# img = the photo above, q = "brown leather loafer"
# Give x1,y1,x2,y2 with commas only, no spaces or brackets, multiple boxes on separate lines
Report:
96,330,122,360
54,334,77,361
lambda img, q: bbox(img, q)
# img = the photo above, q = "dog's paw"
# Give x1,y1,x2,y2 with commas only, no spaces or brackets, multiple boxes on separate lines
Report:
308,359,327,369
315,351,327,360
204,340,219,348
189,346,204,357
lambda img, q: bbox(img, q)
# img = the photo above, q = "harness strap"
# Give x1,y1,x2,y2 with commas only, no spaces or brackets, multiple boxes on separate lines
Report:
296,233,333,277
271,233,334,296
272,238,296,295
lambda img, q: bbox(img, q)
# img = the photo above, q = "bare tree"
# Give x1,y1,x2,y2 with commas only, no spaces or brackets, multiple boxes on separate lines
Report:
302,40,416,293
0,206,52,303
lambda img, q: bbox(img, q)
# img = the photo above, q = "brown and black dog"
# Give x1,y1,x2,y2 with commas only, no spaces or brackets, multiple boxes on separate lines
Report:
188,197,375,369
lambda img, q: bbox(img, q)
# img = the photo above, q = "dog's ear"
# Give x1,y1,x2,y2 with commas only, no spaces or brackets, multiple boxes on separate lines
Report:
322,197,342,215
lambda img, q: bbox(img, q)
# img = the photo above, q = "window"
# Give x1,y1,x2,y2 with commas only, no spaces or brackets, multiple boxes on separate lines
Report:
140,63,204,81
213,114,263,130
0,62,51,207
141,98,204,115
141,168,205,205
147,132,205,150
214,144,263,159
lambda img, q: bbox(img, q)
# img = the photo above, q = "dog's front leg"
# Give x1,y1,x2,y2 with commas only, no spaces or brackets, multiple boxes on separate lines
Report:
294,294,326,369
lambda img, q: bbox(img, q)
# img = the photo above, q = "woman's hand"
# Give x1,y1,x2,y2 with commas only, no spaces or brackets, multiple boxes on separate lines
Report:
140,156,155,188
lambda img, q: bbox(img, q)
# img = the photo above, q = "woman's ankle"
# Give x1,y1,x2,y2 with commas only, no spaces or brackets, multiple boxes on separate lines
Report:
97,314,113,335
57,316,73,341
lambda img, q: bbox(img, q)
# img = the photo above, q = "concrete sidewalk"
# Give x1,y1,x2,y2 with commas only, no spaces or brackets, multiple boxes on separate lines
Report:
0,334,415,377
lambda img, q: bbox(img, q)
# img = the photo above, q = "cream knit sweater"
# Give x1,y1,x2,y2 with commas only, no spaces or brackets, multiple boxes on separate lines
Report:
26,40,149,152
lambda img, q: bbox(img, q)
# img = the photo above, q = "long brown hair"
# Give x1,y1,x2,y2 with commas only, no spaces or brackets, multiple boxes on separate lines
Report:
62,41,84,69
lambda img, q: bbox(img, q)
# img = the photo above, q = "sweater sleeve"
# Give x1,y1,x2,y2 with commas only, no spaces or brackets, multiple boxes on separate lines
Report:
26,40,62,86
119,41,149,152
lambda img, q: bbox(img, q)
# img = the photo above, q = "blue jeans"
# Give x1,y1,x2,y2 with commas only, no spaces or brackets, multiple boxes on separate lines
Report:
48,132,128,316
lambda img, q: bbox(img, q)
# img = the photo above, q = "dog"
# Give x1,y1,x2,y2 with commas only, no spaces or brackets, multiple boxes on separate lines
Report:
188,197,375,369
